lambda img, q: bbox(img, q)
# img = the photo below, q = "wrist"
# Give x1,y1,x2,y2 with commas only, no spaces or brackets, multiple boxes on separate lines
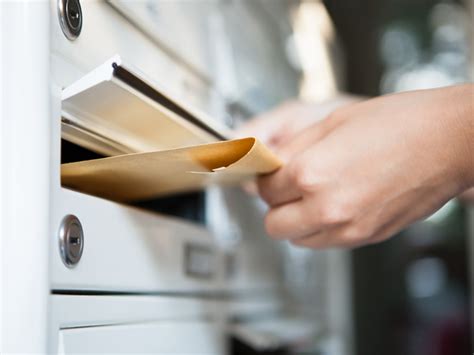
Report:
451,84,474,187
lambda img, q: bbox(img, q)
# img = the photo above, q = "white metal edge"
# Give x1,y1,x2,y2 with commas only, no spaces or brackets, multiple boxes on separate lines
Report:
61,54,119,100
0,1,51,353
50,295,222,330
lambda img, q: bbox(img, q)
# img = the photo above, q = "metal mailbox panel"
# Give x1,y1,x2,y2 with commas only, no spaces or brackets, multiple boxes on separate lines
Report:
58,321,223,354
50,188,225,292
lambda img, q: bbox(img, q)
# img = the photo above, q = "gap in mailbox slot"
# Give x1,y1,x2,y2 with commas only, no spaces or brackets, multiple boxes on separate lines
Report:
61,139,206,224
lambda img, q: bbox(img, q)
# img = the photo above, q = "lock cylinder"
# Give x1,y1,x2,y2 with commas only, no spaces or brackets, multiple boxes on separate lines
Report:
58,0,83,40
58,214,84,267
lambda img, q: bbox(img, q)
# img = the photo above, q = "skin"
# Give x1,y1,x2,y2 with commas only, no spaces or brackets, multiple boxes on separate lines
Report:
238,95,362,194
237,95,362,150
242,84,474,249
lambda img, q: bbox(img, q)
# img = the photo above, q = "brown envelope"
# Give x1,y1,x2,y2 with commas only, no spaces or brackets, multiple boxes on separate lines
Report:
61,137,282,202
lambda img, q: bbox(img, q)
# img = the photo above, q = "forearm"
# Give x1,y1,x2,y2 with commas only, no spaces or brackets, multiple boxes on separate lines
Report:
451,84,474,187
458,84,474,203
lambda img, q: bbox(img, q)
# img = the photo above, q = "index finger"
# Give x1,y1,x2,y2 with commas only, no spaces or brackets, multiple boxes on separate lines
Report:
257,164,301,206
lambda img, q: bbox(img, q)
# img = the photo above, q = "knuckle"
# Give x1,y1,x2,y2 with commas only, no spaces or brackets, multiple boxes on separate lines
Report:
339,224,367,242
318,196,355,226
318,207,338,226
319,203,351,226
291,160,318,192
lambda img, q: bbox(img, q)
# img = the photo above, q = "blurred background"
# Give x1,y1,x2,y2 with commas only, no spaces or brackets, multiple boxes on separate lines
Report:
317,0,473,354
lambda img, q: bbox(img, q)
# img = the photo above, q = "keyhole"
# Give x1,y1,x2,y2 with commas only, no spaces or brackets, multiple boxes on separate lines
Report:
66,0,82,30
69,235,81,246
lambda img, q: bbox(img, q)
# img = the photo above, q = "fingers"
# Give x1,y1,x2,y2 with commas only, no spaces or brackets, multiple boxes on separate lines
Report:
234,100,302,146
285,191,436,250
257,164,302,206
264,199,317,239
276,111,346,161
264,194,353,240
258,143,325,207
264,196,375,248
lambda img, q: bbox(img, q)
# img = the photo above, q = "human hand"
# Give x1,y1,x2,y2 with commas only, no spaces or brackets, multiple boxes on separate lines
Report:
258,84,474,249
236,95,361,193
236,95,361,150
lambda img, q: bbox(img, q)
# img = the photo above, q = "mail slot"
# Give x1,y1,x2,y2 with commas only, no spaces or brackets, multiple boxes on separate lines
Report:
61,56,222,156
60,56,281,204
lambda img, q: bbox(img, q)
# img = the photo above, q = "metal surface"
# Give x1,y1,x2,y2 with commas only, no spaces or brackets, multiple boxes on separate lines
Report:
58,215,84,267
49,295,226,354
58,321,222,354
0,1,50,352
58,0,82,40
50,189,227,292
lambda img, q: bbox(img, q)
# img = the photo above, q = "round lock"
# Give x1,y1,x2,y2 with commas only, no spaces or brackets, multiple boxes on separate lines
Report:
58,215,84,267
58,0,83,40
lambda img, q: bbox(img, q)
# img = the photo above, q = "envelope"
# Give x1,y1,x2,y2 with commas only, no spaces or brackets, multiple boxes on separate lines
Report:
61,137,282,202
